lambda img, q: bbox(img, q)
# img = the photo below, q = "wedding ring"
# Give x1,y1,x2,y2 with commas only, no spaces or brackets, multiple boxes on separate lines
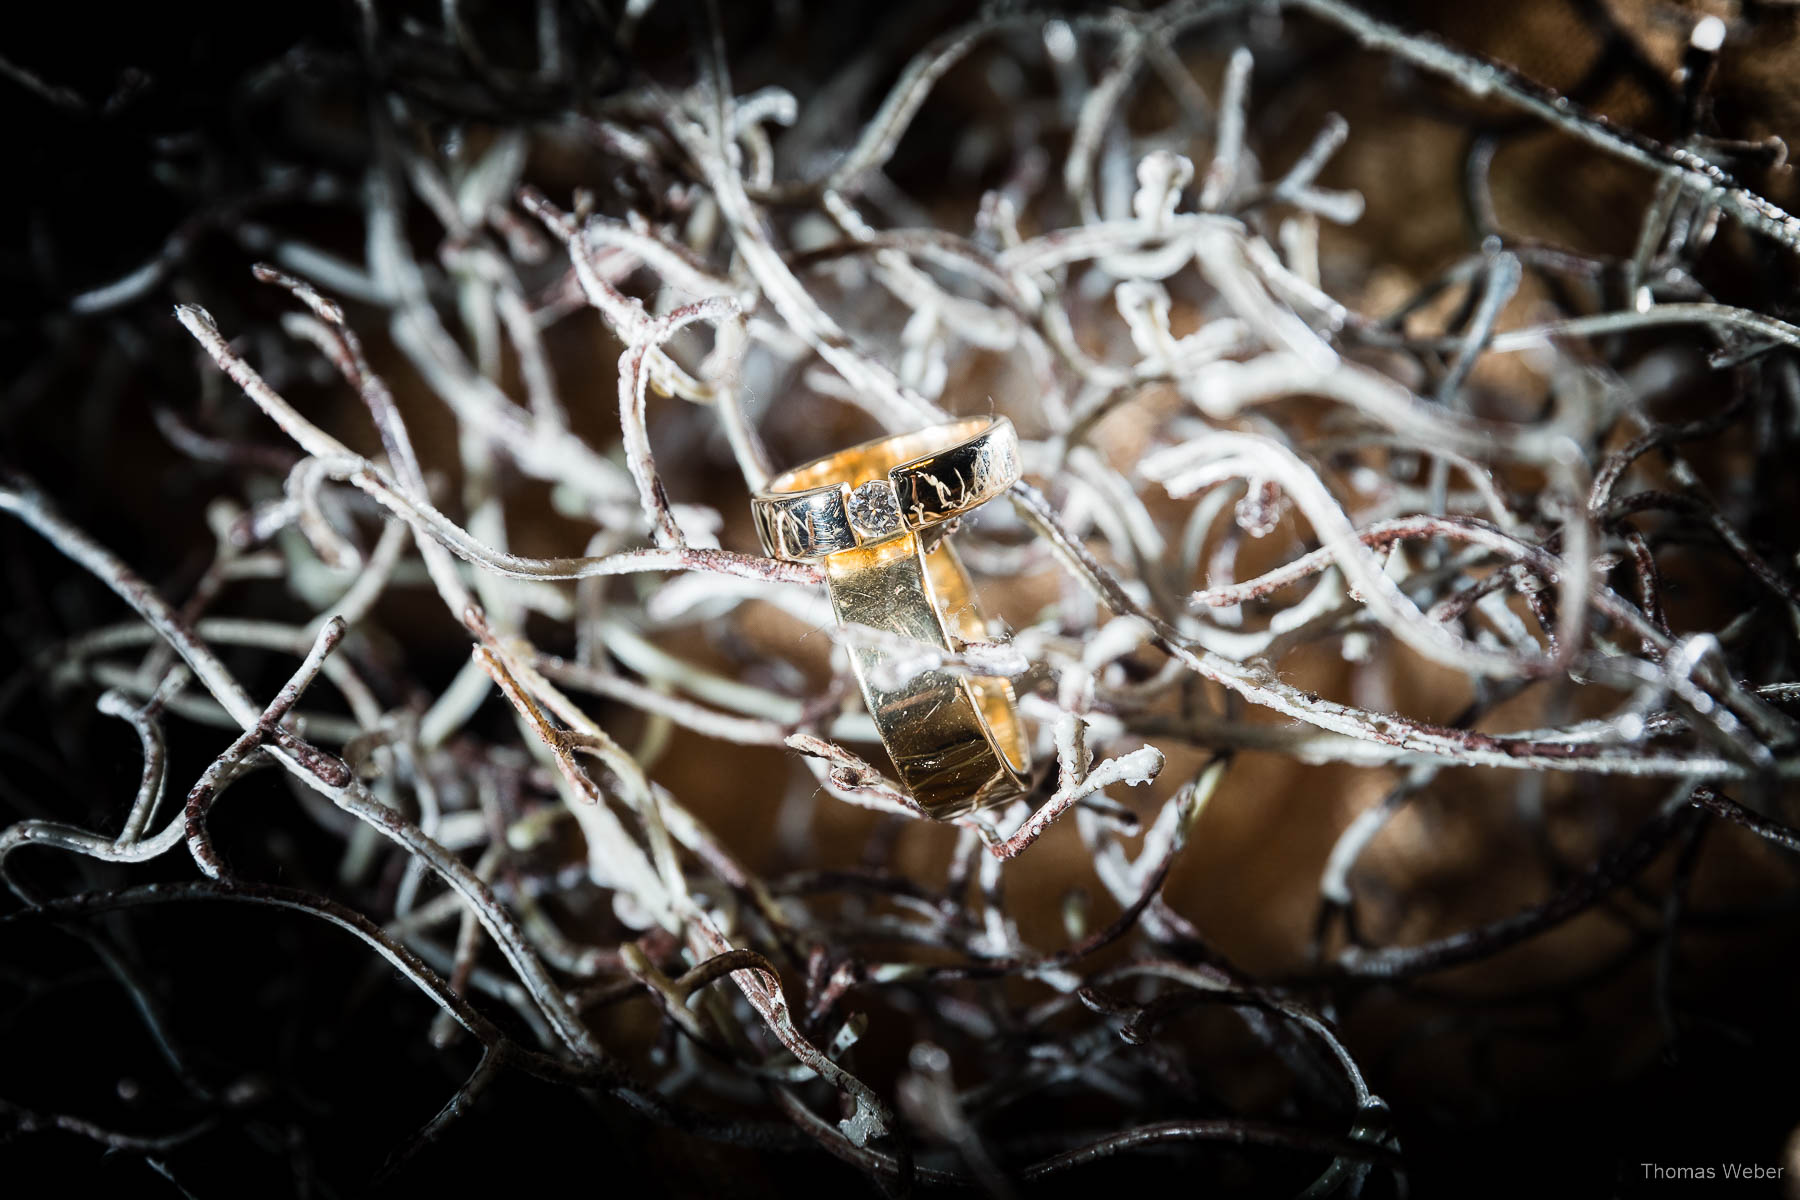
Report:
754,417,1030,818
751,416,1022,562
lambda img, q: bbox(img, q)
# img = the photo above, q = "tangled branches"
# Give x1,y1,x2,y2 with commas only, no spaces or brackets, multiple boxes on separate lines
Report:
6,0,1800,1193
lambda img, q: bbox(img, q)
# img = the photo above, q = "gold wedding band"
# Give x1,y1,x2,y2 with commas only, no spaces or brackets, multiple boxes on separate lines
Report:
755,417,1030,818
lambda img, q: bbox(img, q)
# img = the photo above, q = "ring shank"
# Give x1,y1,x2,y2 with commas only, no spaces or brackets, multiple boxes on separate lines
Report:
825,531,1028,818
757,415,1030,817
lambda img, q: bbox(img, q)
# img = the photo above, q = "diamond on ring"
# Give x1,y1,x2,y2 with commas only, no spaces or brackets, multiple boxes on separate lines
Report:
846,479,903,541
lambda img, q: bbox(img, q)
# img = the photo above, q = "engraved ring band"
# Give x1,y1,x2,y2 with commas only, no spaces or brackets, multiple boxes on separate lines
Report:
752,417,1031,818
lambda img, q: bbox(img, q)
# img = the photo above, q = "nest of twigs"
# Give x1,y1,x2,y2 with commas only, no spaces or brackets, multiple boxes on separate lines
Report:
6,1,1800,1195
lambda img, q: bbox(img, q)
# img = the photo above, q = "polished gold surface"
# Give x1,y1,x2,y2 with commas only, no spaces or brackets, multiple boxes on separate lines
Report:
755,417,1030,818
751,417,1020,563
826,533,1029,818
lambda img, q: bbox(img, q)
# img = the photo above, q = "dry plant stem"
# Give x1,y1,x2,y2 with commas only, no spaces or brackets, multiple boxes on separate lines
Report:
987,717,1164,860
785,732,942,824
183,617,350,877
175,304,820,585
0,477,605,1059
1145,429,1588,679
1334,791,1703,980
1011,484,1783,779
255,266,472,616
1016,1118,1401,1182
0,1096,215,1155
1688,787,1800,855
519,190,748,543
1288,0,1800,253
97,688,172,847
474,633,898,1144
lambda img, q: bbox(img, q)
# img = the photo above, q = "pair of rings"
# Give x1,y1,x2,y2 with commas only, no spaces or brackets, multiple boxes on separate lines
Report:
750,417,1030,819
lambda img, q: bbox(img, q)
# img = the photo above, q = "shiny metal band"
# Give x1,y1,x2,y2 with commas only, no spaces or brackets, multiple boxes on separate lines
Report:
826,532,1030,818
755,416,1030,818
750,416,1021,563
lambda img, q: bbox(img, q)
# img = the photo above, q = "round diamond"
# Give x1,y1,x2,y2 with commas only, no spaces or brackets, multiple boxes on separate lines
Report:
846,479,903,540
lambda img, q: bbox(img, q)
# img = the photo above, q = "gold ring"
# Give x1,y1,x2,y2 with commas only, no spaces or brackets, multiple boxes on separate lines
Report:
751,416,1023,561
755,417,1030,818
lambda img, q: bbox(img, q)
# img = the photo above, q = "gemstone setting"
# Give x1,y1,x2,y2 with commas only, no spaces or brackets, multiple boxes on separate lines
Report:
845,478,904,542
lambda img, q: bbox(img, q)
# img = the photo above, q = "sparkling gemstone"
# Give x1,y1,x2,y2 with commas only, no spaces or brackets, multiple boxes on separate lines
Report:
846,479,903,540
